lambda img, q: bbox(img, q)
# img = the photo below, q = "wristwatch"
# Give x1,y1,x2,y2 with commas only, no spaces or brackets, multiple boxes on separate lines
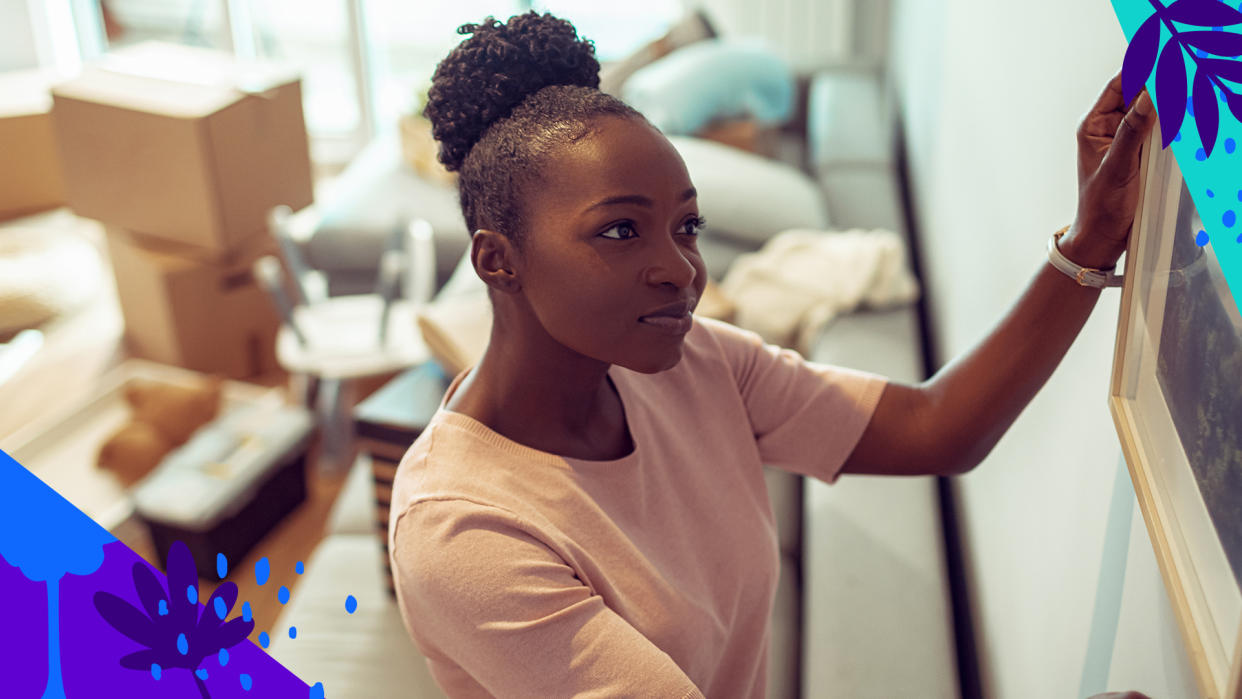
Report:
1047,226,1124,288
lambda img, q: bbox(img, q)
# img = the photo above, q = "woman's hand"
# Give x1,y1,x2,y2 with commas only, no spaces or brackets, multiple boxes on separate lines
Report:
1062,70,1158,269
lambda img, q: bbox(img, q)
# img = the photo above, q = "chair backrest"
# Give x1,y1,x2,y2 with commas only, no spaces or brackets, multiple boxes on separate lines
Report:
252,255,308,347
268,204,328,304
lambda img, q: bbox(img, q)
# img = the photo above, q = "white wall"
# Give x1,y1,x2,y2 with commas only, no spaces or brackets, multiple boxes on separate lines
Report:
887,1,1200,697
1,0,40,71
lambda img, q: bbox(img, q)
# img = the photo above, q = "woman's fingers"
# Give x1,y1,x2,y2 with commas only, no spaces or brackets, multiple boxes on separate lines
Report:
1099,90,1156,180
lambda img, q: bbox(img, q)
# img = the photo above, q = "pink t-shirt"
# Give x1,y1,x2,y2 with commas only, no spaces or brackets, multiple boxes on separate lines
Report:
388,316,886,698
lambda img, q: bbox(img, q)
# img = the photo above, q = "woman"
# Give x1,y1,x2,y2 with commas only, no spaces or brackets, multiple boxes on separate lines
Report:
388,12,1155,698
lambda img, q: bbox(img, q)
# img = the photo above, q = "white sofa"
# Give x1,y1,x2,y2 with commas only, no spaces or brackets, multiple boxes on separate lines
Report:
271,69,959,698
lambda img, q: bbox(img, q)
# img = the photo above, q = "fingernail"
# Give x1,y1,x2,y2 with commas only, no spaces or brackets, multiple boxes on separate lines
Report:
1137,91,1153,115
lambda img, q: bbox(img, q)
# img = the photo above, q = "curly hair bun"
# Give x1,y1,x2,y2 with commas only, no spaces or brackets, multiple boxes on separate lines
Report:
424,12,601,172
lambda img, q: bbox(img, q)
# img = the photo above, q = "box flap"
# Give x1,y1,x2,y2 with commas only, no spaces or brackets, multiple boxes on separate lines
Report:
52,41,300,118
0,68,69,118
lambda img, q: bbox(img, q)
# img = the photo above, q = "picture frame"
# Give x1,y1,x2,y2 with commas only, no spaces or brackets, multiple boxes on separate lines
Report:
1110,124,1242,699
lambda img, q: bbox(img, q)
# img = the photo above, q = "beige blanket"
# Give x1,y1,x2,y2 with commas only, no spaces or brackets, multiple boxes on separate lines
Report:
718,228,920,356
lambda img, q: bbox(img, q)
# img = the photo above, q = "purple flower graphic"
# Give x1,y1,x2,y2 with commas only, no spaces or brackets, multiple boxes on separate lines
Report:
93,540,253,698
1122,0,1242,155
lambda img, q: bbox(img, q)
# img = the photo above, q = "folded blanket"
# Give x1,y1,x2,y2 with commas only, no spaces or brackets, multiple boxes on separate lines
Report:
718,228,920,356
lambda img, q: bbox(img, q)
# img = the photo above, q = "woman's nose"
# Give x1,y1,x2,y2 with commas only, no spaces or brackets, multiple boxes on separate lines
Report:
643,237,698,289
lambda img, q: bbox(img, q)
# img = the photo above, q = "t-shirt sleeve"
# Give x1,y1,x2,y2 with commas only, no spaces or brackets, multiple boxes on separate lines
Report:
391,498,706,699
699,317,887,484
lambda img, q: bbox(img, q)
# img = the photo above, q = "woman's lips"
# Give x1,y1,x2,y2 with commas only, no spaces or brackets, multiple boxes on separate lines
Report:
639,313,692,334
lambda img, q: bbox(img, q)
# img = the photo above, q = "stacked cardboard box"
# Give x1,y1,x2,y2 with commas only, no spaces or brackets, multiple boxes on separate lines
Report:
0,69,67,220
51,42,314,379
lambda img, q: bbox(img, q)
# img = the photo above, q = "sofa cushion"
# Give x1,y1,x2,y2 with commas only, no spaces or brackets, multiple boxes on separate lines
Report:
668,136,830,247
622,39,795,136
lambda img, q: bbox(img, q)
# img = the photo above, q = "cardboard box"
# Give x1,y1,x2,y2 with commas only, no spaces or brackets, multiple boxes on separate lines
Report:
105,227,285,379
0,69,67,220
52,42,314,259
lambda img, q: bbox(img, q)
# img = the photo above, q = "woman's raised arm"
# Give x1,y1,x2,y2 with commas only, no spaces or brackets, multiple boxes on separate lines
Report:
841,72,1157,478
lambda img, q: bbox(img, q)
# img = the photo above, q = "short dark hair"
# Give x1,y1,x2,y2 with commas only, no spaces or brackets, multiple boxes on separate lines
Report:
423,12,641,247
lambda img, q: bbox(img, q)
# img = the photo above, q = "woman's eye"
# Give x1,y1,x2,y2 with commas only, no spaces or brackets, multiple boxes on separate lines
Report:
600,222,637,240
681,216,706,236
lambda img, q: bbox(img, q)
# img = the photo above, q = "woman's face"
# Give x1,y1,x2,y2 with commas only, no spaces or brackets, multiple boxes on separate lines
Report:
513,115,707,374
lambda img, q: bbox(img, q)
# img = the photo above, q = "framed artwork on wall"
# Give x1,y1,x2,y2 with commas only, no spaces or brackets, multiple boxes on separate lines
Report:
1110,124,1242,699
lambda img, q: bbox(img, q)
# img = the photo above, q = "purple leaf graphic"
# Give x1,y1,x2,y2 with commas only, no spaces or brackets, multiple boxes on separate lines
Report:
1192,69,1220,155
118,649,162,671
1224,88,1242,122
1156,38,1189,147
1201,57,1242,81
94,591,160,648
1181,30,1242,56
1164,0,1242,26
131,561,167,619
1124,14,1162,106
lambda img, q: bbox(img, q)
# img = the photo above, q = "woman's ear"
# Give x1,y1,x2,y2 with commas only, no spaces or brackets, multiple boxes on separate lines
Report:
470,229,521,293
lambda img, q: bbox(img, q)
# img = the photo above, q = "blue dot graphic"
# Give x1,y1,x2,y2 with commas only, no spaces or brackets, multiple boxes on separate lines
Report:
214,597,227,620
150,663,162,680
296,561,304,575
1237,189,1242,202
289,625,298,639
218,648,230,666
1174,132,1182,142
186,585,197,604
310,682,325,699
1196,147,1208,161
158,599,168,616
1225,210,1237,228
1208,189,1215,198
1236,231,1242,243
278,585,290,605
217,553,228,579
243,601,253,622
240,674,253,691
1197,229,1210,246
196,668,209,680
1188,96,1196,117
258,631,270,648
1227,138,1237,154
255,557,270,586
345,595,357,614
177,633,189,655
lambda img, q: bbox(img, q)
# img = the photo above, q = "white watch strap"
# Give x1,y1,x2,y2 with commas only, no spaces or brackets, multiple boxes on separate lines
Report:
1047,229,1123,288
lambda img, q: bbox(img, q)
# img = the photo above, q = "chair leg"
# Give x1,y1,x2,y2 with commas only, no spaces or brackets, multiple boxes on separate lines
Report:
315,377,356,473
289,372,318,408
